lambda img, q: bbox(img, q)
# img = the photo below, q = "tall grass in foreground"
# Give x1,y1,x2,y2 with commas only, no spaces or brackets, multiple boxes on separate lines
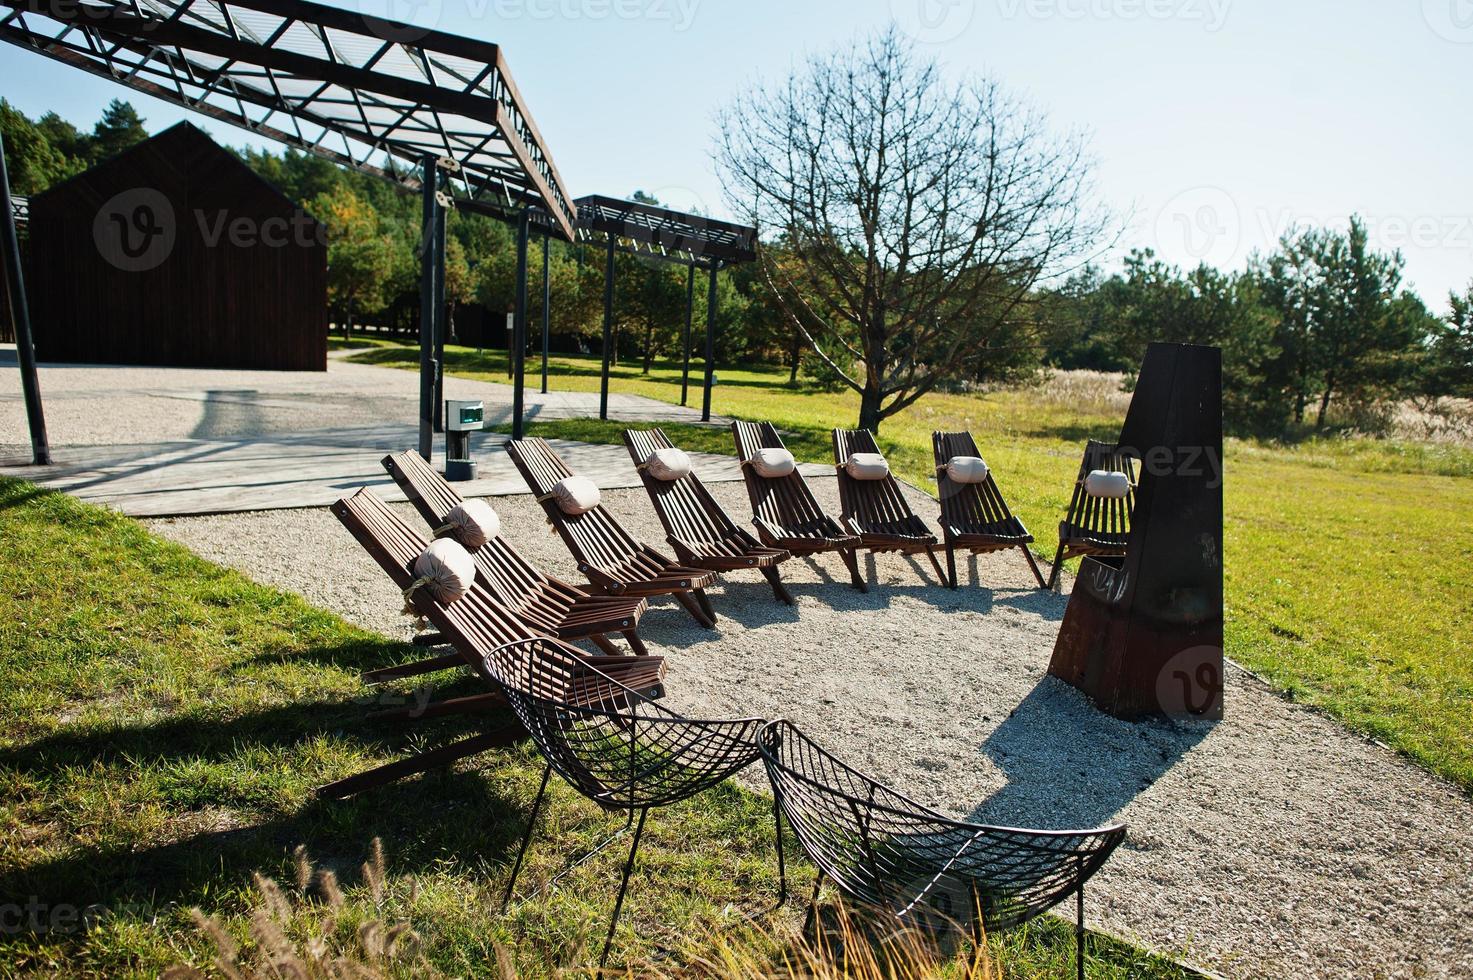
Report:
163,840,998,980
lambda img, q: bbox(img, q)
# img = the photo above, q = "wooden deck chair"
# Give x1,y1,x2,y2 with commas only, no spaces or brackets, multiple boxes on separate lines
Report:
321,489,666,800
505,437,721,628
622,428,796,605
831,429,945,584
1048,440,1137,591
932,431,1047,590
383,451,651,657
730,420,866,592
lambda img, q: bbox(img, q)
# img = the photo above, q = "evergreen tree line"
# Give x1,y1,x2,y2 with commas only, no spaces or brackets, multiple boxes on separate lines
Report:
3,98,1470,436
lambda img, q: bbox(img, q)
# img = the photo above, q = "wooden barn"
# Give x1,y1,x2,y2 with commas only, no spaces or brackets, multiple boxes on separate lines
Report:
27,122,327,370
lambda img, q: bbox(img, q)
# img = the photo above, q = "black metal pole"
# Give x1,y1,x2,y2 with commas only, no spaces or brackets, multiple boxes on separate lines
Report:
432,194,447,433
417,155,439,461
0,132,49,465
540,229,551,395
511,207,531,441
680,262,694,407
599,235,615,421
702,263,719,423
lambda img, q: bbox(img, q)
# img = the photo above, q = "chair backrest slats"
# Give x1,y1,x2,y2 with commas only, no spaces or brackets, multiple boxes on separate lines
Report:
506,438,646,570
932,431,1024,534
832,429,922,533
732,421,831,533
623,428,742,547
1061,441,1136,543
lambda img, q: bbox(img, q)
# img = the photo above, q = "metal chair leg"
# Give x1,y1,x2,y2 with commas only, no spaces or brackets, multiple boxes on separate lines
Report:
502,764,552,910
599,808,649,968
772,797,788,907
1076,879,1086,980
802,872,823,936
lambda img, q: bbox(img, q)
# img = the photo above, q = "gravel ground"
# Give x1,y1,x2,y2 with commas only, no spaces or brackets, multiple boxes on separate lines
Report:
146,479,1473,980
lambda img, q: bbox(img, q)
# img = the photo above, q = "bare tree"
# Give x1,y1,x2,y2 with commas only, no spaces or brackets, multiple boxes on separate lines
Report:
715,27,1111,431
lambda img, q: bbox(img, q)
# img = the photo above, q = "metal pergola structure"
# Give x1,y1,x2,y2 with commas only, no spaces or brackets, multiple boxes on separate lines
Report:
571,195,757,423
0,0,577,461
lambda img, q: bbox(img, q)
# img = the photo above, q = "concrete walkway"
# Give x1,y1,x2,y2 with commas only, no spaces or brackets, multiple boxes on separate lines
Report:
0,356,785,516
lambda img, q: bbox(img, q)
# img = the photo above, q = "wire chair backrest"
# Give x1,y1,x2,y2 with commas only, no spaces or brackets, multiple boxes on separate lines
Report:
758,721,1126,934
483,638,766,810
331,490,543,662
506,437,645,566
731,421,830,531
382,450,550,605
931,431,1023,533
1061,441,1137,544
832,428,922,532
623,428,741,546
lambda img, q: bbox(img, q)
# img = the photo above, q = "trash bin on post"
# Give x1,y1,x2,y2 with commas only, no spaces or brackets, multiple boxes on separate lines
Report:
444,400,483,482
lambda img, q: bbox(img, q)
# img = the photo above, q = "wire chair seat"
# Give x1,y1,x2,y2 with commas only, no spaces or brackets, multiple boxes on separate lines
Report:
759,720,1125,975
482,637,771,966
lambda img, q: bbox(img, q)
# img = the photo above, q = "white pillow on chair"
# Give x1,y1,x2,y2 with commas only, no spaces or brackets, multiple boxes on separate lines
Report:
748,447,796,478
844,452,890,481
945,456,990,485
549,476,602,515
410,538,476,605
644,447,692,482
439,498,500,550
1084,470,1132,499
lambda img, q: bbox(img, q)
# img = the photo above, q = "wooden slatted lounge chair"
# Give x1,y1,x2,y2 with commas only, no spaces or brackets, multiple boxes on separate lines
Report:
621,428,795,605
759,720,1125,980
320,489,666,800
485,637,768,967
831,428,945,584
730,420,867,592
506,437,721,628
1048,440,1137,591
382,451,651,657
932,431,1048,590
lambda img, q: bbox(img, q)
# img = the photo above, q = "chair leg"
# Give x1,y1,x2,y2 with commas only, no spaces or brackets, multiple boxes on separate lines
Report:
772,797,788,907
839,548,868,593
761,565,795,605
588,632,622,657
501,764,552,911
1022,546,1049,590
693,587,718,624
945,540,959,590
621,630,650,658
923,545,947,586
1076,879,1086,980
802,872,824,936
673,589,717,629
599,808,649,968
1047,542,1067,592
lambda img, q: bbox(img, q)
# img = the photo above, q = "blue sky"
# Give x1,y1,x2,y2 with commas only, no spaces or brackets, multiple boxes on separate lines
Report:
3,0,1469,308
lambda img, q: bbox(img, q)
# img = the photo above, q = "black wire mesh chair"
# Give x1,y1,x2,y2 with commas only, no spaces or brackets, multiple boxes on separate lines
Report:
758,720,1126,980
482,638,770,967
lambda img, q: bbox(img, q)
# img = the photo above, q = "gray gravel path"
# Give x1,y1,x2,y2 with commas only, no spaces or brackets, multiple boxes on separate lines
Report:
146,479,1473,980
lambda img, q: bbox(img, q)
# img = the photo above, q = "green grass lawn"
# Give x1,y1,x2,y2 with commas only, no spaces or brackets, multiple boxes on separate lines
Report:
347,342,1473,792
0,479,1192,978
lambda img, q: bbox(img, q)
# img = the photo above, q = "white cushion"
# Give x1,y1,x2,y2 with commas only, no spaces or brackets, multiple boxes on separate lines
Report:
644,447,692,482
1084,470,1132,499
844,452,890,481
748,447,796,478
946,456,990,485
440,498,500,550
550,476,602,515
410,538,476,606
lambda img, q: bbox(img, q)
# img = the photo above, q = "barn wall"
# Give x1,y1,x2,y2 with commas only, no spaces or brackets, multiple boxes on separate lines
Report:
27,125,327,371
